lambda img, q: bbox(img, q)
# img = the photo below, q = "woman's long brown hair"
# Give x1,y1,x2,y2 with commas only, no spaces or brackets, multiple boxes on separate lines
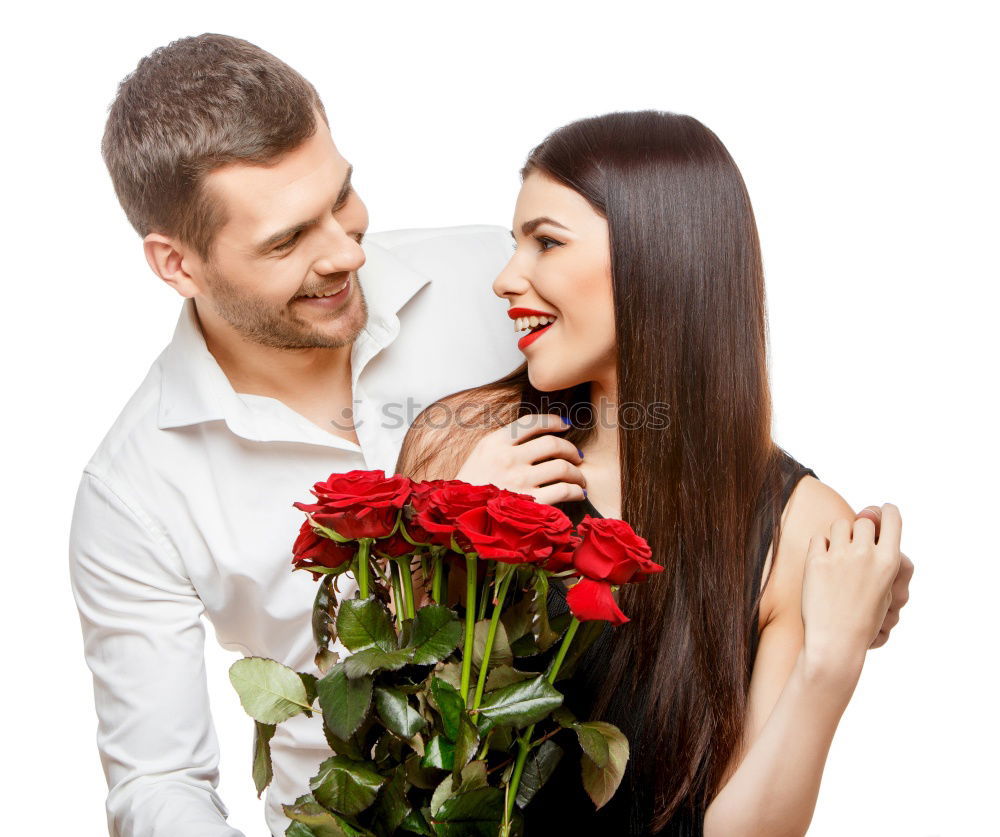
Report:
396,111,788,831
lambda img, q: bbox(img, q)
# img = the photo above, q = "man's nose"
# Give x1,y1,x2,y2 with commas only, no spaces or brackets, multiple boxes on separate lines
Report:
313,222,365,275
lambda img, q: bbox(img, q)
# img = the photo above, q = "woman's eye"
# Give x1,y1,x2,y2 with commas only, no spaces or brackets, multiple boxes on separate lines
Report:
536,236,563,252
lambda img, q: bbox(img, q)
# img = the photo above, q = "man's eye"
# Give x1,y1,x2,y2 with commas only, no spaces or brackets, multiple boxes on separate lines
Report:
274,233,299,253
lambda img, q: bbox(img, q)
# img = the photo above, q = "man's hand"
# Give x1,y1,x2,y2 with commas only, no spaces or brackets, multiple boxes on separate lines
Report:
855,505,914,648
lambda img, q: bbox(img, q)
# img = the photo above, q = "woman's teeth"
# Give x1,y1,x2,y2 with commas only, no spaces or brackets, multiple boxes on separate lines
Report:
514,315,557,333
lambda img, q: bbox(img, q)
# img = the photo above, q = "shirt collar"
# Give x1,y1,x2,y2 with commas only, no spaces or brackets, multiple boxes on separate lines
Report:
156,238,432,436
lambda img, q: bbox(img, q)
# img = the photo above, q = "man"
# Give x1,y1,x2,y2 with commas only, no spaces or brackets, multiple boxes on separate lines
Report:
69,33,912,837
68,33,531,836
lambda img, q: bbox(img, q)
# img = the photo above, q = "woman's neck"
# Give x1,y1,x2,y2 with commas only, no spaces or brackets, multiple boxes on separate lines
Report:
579,377,622,518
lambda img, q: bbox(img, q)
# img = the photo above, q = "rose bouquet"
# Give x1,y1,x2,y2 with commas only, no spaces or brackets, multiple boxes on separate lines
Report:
229,469,661,836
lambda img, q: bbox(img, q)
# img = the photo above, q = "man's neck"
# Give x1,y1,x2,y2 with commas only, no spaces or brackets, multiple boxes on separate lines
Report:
194,299,353,403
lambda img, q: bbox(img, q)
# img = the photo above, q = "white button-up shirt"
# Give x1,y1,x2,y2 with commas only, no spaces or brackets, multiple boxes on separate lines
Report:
68,225,523,837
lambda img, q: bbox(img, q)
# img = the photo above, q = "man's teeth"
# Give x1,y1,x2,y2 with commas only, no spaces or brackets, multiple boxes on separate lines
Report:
300,280,349,298
515,315,556,333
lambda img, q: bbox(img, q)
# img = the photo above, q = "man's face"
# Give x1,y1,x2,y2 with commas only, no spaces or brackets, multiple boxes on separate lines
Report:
187,112,370,350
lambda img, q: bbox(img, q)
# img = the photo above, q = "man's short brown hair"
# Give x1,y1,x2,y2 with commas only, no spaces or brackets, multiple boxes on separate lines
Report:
102,33,328,260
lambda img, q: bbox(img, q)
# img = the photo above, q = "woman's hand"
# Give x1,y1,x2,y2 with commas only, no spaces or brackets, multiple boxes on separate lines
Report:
454,412,587,504
856,505,914,648
800,503,903,682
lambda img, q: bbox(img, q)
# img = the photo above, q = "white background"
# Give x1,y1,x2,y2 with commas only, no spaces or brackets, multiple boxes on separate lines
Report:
2,1,996,835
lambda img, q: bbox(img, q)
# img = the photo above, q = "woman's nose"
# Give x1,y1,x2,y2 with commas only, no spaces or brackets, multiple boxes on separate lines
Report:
492,252,530,299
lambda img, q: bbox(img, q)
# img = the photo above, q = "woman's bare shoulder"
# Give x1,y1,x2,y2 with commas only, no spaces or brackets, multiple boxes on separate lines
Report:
394,384,520,480
760,476,857,626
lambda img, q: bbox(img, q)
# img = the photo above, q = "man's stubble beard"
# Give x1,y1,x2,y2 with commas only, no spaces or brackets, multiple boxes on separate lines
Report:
203,264,368,350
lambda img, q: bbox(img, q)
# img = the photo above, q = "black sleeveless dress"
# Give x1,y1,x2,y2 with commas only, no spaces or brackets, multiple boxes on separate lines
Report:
522,448,817,836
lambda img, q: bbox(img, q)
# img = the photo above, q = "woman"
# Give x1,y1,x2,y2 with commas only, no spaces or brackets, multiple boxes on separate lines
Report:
395,111,907,835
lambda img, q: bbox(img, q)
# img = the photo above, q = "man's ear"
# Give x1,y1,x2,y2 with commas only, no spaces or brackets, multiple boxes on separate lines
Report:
143,233,203,298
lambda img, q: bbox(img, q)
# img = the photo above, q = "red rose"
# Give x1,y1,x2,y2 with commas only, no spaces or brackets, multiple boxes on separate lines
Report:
291,520,358,580
565,578,629,625
404,479,467,545
412,482,515,551
572,516,661,585
293,469,413,540
372,531,417,560
454,493,576,565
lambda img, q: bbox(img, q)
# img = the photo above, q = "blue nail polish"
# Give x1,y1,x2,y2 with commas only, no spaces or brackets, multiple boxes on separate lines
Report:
583,489,588,498
561,416,571,425
577,447,584,458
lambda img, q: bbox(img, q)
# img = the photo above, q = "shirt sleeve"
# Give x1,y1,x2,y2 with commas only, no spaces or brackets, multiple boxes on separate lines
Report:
68,470,246,837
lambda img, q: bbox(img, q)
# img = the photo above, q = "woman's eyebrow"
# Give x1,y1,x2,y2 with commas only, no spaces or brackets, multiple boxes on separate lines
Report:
512,217,571,238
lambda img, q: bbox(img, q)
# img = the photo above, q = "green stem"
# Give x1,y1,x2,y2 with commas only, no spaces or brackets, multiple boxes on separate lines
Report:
507,727,533,821
477,562,495,621
472,568,514,710
505,616,582,820
389,561,404,629
546,617,580,684
431,550,445,605
460,554,478,702
398,555,417,620
356,538,371,599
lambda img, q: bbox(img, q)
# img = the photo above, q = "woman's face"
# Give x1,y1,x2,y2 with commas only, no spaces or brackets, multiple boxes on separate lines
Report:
493,172,616,393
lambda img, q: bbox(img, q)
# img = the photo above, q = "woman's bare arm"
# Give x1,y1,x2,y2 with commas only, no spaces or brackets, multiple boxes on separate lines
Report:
703,477,873,837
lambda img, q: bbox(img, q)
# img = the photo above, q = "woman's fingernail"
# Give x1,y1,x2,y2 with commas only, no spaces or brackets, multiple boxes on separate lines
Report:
583,489,588,498
577,448,584,458
561,416,571,425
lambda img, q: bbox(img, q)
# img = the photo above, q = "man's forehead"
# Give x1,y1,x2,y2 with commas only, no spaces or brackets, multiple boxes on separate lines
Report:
206,129,347,228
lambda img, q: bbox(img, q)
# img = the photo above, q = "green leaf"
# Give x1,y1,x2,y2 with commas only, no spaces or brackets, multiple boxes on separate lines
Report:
229,657,312,724
309,754,386,817
431,786,505,836
252,721,276,798
300,672,319,714
515,739,563,808
372,765,409,836
551,706,577,728
434,662,463,691
315,647,340,675
398,807,434,835
430,677,465,741
312,574,339,653
407,605,463,666
420,734,455,770
283,793,361,837
530,574,560,652
430,773,456,818
573,722,610,768
451,714,480,779
457,759,488,792
375,687,427,739
472,619,513,671
343,647,413,679
404,753,440,791
500,588,534,643
337,596,397,653
317,663,373,741
474,675,564,732
484,665,534,692
578,721,629,810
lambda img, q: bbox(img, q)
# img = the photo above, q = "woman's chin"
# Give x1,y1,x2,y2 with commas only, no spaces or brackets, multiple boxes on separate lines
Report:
527,364,581,393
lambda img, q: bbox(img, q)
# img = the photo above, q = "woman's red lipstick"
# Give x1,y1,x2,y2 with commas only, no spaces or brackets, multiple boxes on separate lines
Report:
508,307,558,351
